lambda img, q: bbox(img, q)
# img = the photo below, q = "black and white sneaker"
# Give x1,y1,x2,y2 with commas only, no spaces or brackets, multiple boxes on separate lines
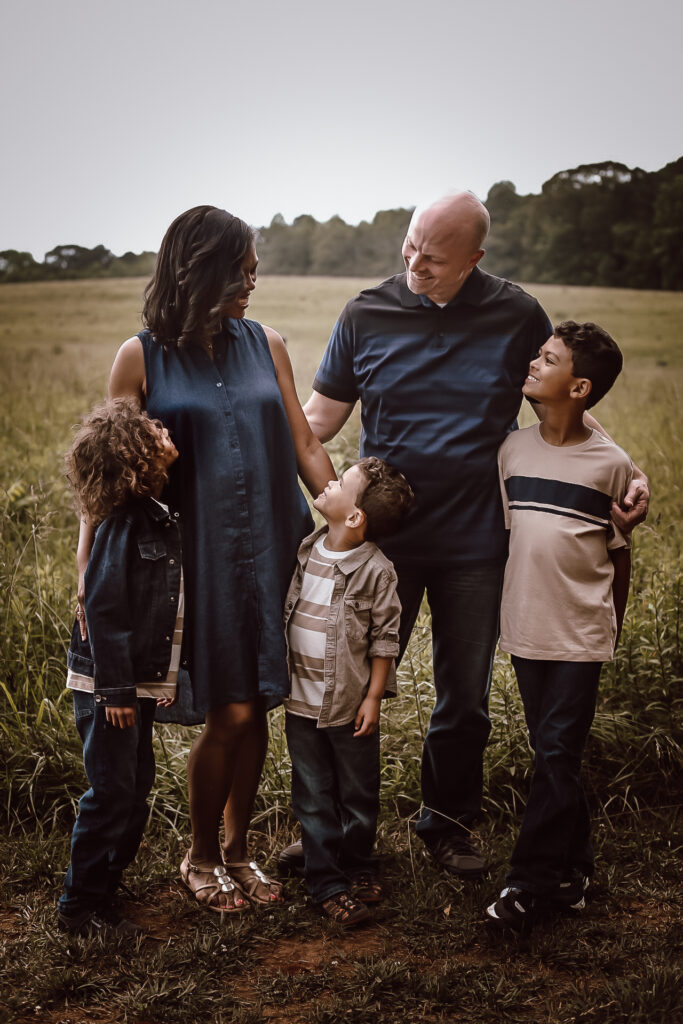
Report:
559,874,590,911
485,887,538,933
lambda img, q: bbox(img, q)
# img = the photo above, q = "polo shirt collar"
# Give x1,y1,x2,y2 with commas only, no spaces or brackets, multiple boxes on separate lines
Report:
398,266,487,309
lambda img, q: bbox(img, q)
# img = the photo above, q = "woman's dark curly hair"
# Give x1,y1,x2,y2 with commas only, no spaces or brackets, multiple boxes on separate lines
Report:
142,205,254,349
65,398,171,522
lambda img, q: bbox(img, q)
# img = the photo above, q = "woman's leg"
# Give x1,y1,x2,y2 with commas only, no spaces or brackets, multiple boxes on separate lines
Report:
221,703,268,862
187,699,262,868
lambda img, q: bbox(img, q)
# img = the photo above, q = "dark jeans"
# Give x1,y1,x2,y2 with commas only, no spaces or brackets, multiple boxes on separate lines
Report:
506,657,602,900
58,690,157,916
285,712,379,903
394,560,504,843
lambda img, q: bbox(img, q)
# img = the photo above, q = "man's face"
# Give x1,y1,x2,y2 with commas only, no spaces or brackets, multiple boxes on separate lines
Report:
402,209,483,304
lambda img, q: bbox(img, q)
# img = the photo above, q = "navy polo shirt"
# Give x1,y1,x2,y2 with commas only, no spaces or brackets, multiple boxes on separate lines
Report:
312,268,552,564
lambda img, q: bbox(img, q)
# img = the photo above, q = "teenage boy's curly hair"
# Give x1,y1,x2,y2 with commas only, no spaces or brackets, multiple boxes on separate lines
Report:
355,457,414,542
65,398,171,522
554,320,623,408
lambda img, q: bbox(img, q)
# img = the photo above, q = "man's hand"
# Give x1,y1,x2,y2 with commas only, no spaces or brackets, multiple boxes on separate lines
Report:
612,469,650,534
354,695,381,736
105,705,136,728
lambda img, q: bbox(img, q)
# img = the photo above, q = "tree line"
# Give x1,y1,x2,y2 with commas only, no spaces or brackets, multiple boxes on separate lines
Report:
2,157,681,289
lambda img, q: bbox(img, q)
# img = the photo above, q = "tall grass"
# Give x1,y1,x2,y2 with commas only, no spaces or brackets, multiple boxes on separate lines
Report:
0,276,681,1023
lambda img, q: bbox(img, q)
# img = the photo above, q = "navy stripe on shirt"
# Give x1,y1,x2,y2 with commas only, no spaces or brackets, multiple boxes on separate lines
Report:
505,475,611,522
508,503,609,528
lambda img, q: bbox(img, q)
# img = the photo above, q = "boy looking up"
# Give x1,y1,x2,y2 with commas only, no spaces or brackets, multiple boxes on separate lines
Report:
486,321,633,933
284,457,413,927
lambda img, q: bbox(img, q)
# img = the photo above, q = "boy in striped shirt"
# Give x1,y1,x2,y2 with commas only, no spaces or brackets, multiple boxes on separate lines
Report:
284,457,413,927
486,321,633,933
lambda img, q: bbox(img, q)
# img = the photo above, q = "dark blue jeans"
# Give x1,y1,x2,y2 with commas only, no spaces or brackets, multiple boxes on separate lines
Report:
285,713,380,903
506,657,602,900
394,560,504,843
58,690,157,916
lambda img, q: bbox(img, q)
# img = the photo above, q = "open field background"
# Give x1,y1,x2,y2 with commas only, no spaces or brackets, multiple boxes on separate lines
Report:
0,276,681,1023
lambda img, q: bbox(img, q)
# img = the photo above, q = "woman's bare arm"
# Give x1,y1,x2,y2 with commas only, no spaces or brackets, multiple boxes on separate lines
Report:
264,327,336,497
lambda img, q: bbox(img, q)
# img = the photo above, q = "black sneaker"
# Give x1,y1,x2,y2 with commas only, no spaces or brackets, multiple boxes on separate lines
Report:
277,840,305,878
485,887,538,933
58,904,143,938
558,874,590,911
425,835,488,878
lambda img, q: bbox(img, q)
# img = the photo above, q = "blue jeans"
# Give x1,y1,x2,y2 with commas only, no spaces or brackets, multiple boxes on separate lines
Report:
394,560,504,843
58,690,157,916
506,657,602,900
285,713,380,903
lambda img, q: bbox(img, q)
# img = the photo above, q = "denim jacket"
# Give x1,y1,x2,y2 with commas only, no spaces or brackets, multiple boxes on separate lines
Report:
67,497,182,707
284,527,401,727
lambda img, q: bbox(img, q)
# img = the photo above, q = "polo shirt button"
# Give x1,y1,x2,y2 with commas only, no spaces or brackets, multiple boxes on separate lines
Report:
174,512,180,518
156,671,163,678
169,558,175,565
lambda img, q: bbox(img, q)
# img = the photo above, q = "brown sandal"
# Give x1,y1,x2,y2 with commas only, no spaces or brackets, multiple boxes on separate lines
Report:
320,891,370,927
222,860,284,905
180,853,249,913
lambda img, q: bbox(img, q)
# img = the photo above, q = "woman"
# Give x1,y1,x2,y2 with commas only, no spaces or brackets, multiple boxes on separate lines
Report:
77,206,335,911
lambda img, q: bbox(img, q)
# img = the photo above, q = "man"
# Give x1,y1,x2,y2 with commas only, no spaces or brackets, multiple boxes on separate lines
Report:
294,193,649,878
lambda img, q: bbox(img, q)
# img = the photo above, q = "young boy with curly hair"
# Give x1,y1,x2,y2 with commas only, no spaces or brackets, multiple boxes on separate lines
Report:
283,457,414,927
57,398,205,936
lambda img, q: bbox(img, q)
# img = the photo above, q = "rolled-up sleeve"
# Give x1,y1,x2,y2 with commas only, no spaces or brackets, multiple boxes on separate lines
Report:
368,569,401,659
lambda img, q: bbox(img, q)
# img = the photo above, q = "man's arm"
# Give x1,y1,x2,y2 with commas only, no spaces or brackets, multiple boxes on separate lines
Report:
303,391,355,443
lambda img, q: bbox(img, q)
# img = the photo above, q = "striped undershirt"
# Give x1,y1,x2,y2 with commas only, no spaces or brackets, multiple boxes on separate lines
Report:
284,534,353,720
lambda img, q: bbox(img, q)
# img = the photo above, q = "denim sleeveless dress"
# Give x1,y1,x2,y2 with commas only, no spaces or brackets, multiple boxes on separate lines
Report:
139,320,313,718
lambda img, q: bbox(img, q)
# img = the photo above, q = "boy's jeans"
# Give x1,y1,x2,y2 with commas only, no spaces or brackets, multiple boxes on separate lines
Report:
506,657,602,901
285,712,379,903
58,690,156,916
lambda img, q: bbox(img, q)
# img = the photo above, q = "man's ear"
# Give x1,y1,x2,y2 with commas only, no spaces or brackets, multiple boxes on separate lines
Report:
345,507,366,530
570,378,591,401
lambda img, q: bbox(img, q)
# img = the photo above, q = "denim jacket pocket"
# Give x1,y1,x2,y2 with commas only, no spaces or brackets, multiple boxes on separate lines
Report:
138,539,166,560
344,596,373,641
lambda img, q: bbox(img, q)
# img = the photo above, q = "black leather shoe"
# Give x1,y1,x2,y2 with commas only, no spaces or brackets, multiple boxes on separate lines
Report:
425,835,488,878
277,839,305,877
58,904,143,938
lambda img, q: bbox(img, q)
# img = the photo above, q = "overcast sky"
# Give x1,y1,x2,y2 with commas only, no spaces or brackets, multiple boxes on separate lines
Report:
2,0,681,259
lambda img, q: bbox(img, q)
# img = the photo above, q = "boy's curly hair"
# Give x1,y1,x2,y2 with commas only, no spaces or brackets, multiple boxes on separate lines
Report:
65,398,171,522
355,457,414,542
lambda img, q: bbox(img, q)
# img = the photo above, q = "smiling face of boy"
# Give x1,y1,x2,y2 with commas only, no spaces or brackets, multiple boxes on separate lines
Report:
523,334,590,406
313,464,366,526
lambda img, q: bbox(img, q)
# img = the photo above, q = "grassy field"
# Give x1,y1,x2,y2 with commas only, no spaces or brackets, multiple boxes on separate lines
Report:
0,276,681,1023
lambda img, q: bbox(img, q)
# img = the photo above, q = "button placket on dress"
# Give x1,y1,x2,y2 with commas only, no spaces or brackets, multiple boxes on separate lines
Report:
209,350,259,610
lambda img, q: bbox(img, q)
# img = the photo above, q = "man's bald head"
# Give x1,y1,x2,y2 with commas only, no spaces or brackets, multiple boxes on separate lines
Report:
402,193,489,304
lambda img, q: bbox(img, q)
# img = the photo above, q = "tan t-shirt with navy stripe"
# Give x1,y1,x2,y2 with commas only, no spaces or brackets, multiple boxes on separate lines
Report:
498,425,632,662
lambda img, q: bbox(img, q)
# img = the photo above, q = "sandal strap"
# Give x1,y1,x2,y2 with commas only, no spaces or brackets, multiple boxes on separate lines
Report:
183,859,238,898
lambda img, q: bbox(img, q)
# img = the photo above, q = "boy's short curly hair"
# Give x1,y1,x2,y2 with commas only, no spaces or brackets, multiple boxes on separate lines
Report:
355,457,414,542
65,398,171,522
554,320,623,408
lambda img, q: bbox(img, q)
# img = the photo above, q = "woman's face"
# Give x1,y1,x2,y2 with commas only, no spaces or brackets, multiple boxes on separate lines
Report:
222,243,258,319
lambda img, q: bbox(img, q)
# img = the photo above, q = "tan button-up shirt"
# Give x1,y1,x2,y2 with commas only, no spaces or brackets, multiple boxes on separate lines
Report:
283,527,401,727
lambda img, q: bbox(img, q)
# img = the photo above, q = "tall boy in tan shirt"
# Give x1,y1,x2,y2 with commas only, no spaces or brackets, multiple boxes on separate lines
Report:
487,321,632,933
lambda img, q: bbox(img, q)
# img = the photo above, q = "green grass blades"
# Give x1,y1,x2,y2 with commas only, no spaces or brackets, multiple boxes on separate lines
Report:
0,276,680,1022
